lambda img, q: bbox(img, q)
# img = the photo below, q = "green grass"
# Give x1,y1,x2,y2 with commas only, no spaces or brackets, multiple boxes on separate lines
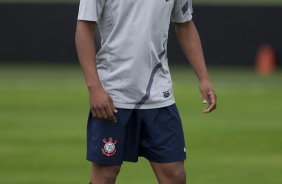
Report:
0,0,282,6
0,64,281,184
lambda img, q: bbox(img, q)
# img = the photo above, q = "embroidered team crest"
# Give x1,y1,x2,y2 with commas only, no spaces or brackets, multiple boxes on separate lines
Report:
102,137,118,157
163,90,171,98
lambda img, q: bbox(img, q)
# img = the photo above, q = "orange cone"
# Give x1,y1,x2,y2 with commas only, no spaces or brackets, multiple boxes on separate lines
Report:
255,44,276,75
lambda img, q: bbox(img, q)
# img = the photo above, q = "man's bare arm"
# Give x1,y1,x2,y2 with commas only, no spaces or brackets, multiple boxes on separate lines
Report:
175,20,217,113
75,20,117,122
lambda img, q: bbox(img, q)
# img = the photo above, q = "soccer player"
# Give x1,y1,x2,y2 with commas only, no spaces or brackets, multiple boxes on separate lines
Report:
75,0,217,183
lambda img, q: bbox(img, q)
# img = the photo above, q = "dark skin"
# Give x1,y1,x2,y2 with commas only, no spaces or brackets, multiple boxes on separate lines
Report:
76,20,217,184
175,21,217,113
75,21,118,123
75,20,216,124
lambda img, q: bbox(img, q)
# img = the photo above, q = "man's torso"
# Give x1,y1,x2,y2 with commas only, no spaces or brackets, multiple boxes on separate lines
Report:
78,0,192,109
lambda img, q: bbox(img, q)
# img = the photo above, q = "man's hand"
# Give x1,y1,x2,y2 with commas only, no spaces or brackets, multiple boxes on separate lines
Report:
76,21,117,122
175,21,217,113
199,80,217,113
89,87,118,122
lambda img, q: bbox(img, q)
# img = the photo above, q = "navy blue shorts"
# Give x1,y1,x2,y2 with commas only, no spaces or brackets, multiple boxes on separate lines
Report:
86,104,186,165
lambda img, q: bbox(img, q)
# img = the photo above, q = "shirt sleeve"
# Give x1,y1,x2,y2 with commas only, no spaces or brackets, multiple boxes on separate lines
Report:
171,0,193,23
77,0,105,22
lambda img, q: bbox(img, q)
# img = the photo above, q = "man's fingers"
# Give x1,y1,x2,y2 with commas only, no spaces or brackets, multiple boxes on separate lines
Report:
91,106,103,119
203,103,216,113
106,96,118,122
95,109,103,119
92,108,104,119
112,105,118,114
209,91,216,105
92,106,116,122
100,108,109,120
109,96,118,113
90,95,118,122
201,88,209,104
203,91,217,113
91,109,97,118
105,106,117,123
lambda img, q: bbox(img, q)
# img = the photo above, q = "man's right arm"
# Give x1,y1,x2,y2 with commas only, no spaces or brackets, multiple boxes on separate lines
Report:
75,20,117,122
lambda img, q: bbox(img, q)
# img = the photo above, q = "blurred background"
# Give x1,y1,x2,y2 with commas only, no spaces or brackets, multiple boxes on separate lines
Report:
0,0,281,184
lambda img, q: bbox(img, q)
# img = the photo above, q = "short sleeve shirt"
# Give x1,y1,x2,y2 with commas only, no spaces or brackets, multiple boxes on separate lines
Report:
78,0,193,109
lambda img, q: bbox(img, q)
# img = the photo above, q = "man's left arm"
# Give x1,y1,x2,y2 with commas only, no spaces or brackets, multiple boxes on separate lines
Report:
175,20,217,113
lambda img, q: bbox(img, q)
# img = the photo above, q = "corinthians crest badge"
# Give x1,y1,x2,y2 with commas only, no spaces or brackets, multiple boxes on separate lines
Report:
102,137,118,157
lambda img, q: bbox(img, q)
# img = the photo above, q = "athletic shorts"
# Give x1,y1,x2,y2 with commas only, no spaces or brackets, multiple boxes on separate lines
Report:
86,104,186,165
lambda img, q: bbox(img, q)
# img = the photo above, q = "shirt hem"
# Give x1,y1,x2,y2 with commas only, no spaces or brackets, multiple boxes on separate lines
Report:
77,16,98,22
113,99,176,109
171,15,193,23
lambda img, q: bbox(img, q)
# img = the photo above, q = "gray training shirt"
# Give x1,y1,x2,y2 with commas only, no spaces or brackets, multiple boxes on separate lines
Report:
78,0,193,109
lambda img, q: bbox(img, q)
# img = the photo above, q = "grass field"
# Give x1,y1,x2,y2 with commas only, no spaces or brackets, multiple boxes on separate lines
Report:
0,65,281,184
0,0,282,6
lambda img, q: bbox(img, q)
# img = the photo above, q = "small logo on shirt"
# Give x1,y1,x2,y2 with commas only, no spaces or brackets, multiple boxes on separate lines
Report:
101,137,118,157
163,90,171,98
